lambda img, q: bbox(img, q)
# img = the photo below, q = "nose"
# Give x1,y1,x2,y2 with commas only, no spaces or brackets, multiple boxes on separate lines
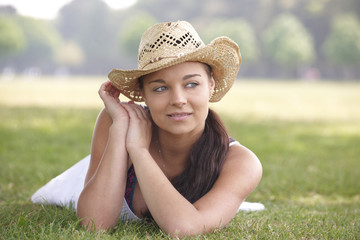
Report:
170,87,187,107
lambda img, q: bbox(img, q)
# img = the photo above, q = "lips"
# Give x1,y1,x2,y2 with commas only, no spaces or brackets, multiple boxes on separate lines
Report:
167,112,192,120
168,113,191,117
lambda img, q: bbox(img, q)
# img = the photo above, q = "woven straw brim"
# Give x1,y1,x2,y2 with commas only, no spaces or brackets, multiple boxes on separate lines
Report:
108,36,241,102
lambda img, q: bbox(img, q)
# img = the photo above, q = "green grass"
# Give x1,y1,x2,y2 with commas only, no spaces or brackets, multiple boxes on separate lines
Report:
0,78,359,239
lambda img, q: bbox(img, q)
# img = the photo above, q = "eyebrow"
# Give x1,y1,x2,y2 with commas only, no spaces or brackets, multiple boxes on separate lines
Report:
147,79,165,84
147,74,202,84
183,73,201,80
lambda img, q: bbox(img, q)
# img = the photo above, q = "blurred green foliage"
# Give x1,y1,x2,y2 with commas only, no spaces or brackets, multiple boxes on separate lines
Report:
13,17,62,68
323,13,360,67
0,0,360,79
201,18,259,64
118,12,157,57
0,15,25,56
56,0,119,73
263,14,315,76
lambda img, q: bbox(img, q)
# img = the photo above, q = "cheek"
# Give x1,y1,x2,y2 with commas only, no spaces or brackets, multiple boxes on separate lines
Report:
146,99,166,123
192,93,210,116
193,88,211,105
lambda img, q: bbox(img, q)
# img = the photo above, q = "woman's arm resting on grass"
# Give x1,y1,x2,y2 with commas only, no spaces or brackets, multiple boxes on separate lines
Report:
121,103,262,237
77,82,130,230
131,145,262,237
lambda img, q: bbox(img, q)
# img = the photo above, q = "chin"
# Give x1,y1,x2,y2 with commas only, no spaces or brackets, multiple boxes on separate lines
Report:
167,128,194,136
154,116,205,136
164,122,204,136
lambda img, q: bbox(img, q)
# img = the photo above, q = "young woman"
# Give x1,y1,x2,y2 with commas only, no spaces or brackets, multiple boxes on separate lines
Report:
76,21,262,237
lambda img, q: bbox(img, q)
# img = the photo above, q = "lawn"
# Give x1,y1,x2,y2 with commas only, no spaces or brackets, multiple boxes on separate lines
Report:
0,77,359,239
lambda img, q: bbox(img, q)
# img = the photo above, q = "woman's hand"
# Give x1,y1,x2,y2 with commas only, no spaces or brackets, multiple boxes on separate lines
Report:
121,103,153,154
98,81,152,153
98,81,128,125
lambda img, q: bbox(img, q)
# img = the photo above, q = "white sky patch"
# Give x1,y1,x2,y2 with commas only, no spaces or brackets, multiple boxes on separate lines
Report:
0,0,136,19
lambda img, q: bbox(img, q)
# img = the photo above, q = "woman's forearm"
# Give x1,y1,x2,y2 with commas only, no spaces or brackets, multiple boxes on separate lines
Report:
77,124,128,230
130,149,204,236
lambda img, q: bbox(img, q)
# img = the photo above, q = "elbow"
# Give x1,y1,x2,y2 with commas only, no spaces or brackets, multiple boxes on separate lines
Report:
77,211,117,231
159,209,223,238
255,157,263,184
247,152,263,187
165,225,198,239
76,203,117,231
76,191,117,231
163,221,211,239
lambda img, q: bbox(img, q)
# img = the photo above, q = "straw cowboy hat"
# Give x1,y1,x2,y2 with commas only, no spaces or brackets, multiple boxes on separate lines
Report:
108,20,242,102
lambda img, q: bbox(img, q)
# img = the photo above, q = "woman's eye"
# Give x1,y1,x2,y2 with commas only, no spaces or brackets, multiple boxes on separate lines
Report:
186,82,198,88
154,86,167,92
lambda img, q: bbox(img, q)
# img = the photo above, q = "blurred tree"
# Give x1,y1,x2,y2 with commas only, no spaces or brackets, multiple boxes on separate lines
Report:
323,14,360,78
263,13,315,77
201,18,259,64
136,0,203,22
4,16,62,72
118,12,157,59
57,0,119,74
1,0,359,78
0,5,17,15
0,15,26,56
55,40,85,67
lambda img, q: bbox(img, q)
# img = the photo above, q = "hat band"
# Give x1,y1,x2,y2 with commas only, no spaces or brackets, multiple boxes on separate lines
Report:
142,52,185,69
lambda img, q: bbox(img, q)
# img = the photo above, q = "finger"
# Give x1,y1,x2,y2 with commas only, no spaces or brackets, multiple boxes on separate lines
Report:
128,103,146,119
120,103,137,118
106,83,118,96
130,104,145,120
139,105,150,120
126,104,150,120
99,81,109,92
99,81,121,103
99,81,112,94
122,103,145,120
98,82,110,100
111,87,121,103
135,104,151,120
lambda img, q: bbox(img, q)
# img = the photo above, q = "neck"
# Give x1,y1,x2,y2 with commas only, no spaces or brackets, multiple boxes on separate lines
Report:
158,127,203,153
155,127,204,178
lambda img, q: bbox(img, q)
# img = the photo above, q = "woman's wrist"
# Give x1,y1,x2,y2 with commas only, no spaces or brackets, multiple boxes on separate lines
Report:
109,122,128,139
128,147,151,164
110,113,129,125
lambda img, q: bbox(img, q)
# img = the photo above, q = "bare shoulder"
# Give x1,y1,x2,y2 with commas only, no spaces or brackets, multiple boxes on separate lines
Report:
220,143,262,199
193,142,262,228
226,143,262,174
94,108,112,131
91,108,112,154
84,108,112,184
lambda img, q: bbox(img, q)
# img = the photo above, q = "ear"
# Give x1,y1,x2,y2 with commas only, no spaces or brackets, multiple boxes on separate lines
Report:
209,77,215,95
141,90,147,104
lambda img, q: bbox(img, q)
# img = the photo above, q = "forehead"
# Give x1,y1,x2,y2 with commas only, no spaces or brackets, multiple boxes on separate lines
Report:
142,62,208,81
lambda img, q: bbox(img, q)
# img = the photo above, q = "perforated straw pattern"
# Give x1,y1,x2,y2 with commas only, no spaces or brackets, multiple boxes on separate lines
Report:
137,21,205,70
108,21,242,102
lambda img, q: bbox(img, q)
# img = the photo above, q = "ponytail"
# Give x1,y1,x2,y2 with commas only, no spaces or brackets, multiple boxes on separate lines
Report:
171,109,229,203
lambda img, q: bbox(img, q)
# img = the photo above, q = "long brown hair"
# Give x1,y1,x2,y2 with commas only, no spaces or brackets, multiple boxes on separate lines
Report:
171,109,229,203
142,109,229,219
139,63,230,218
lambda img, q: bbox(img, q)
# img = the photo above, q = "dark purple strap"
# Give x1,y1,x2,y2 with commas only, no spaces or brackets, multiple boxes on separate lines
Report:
125,165,137,211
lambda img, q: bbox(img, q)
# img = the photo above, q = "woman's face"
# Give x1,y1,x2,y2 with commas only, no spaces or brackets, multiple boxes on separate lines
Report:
141,62,215,136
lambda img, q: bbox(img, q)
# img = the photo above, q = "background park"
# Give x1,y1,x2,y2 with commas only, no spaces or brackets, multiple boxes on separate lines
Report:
0,0,359,239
